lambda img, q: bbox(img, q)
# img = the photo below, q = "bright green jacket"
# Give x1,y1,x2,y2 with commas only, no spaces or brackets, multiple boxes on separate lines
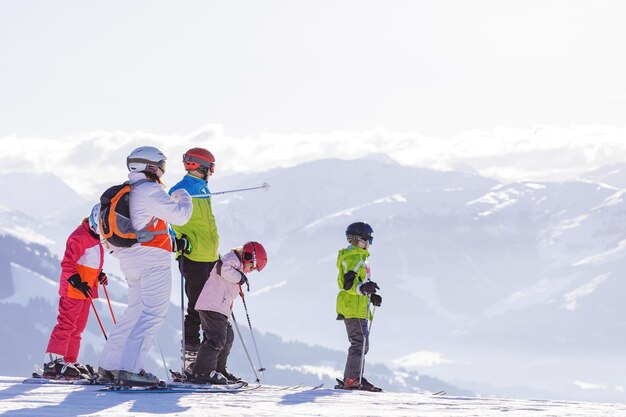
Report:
169,174,219,262
336,245,371,319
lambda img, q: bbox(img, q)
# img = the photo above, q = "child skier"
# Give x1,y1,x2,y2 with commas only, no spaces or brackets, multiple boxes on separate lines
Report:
192,241,267,384
98,146,193,386
43,204,107,379
336,221,382,392
169,147,220,373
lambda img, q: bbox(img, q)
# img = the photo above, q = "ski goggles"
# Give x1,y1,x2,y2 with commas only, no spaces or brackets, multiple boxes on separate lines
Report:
243,250,257,270
183,155,216,173
130,158,166,175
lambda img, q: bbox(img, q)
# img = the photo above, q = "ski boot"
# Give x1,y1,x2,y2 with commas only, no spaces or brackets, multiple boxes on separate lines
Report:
116,369,161,387
191,370,229,385
218,368,244,384
72,363,95,378
97,367,119,383
169,368,193,382
183,350,198,374
42,358,81,380
335,377,360,390
334,377,383,392
359,377,383,392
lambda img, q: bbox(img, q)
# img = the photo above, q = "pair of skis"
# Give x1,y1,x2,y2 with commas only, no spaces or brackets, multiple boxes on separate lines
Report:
333,378,446,396
25,373,252,393
101,380,250,393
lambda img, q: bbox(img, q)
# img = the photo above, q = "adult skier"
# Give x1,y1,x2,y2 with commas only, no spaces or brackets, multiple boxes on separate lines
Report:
43,204,107,379
168,147,220,373
98,146,193,386
336,221,383,391
192,241,267,384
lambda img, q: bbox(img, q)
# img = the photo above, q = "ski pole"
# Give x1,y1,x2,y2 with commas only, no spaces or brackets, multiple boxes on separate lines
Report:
102,285,116,325
239,287,266,374
358,297,372,386
179,257,187,376
190,182,270,198
155,337,169,381
89,298,107,340
231,312,261,383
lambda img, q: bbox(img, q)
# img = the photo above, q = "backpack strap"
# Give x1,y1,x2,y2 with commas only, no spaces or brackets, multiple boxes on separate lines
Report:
129,178,151,187
128,179,169,243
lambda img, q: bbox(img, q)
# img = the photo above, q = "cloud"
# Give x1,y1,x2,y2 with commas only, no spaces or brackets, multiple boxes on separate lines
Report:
573,380,608,390
392,351,453,368
2,124,626,198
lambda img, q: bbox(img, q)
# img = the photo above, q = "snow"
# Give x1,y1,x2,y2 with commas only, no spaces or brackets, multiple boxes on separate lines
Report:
0,226,55,246
573,240,626,266
0,263,58,306
1,377,626,417
563,275,610,311
467,188,520,217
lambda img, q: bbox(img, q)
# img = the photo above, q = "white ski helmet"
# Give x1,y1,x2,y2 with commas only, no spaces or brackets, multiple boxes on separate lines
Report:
126,146,167,175
89,203,101,234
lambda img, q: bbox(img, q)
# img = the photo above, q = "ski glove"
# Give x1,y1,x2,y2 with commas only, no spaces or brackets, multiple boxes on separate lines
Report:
359,281,379,295
67,274,93,298
370,294,382,307
343,270,357,290
238,271,250,292
98,271,108,286
174,235,192,254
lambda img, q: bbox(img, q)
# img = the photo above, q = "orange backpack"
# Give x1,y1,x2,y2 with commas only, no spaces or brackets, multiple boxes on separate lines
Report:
99,180,164,248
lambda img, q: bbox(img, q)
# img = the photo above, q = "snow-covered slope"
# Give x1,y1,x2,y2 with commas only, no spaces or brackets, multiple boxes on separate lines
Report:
2,158,626,402
1,376,625,417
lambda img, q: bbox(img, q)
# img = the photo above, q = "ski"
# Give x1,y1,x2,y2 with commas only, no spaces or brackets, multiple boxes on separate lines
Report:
260,383,303,391
432,390,446,396
100,381,249,393
23,372,102,385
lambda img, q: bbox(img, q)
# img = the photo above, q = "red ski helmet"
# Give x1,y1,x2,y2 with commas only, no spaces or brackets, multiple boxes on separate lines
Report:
183,147,215,174
242,241,267,271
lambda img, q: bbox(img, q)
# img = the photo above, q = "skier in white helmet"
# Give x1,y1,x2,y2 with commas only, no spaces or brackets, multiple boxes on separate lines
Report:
98,146,193,386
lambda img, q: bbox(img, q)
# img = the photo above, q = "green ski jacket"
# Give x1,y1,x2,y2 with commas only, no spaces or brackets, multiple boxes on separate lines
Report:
336,245,371,319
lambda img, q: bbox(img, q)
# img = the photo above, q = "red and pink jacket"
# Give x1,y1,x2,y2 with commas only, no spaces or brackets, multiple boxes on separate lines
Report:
59,219,104,299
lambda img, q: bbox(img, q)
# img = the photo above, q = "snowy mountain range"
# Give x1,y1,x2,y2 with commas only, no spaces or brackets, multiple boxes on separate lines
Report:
1,158,626,402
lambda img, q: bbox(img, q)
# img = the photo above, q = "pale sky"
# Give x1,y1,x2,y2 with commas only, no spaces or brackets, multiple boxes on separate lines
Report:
1,1,625,193
1,0,625,138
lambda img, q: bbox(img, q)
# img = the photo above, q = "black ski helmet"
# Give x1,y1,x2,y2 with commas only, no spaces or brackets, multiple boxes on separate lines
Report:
345,222,374,244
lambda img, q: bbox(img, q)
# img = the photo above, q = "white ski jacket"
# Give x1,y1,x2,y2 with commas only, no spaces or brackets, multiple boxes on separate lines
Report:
195,250,245,317
99,172,193,373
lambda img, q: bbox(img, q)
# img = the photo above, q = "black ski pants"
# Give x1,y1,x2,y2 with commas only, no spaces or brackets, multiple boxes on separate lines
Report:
343,318,369,380
178,257,216,352
193,310,234,376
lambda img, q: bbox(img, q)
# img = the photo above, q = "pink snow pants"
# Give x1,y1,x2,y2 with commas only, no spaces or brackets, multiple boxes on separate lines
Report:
46,296,91,363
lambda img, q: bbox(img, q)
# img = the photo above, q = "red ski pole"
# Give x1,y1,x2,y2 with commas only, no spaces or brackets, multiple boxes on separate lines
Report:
89,298,108,340
102,285,117,325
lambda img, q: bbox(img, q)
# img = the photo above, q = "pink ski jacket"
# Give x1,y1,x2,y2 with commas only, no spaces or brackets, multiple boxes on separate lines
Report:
195,250,245,317
59,219,104,299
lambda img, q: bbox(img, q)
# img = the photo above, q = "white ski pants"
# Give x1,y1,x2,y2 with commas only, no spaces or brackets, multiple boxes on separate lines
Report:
99,247,172,372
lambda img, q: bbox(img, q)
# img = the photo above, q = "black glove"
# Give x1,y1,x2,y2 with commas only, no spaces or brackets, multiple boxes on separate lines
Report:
238,271,250,291
174,235,192,254
359,281,379,295
370,294,382,307
343,270,356,290
98,271,108,286
67,274,93,298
